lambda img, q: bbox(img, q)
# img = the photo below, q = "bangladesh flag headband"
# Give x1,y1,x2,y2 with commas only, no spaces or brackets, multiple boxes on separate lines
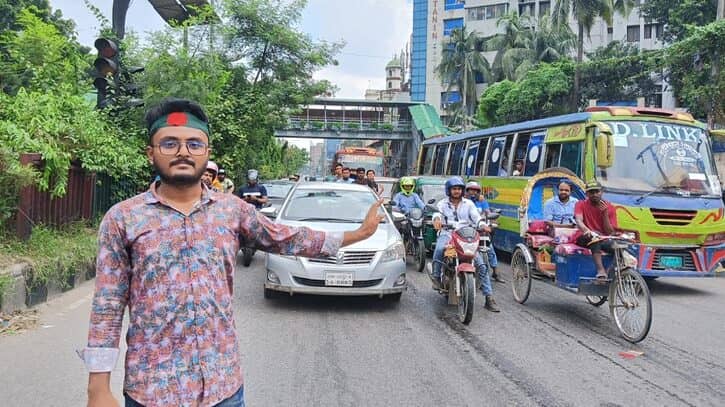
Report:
149,112,210,138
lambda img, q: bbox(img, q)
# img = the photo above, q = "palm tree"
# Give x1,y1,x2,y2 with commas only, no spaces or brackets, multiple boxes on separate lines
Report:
552,0,635,105
486,13,575,81
436,26,491,127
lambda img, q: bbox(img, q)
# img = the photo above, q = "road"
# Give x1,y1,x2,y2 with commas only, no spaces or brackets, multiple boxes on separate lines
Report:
1,252,724,406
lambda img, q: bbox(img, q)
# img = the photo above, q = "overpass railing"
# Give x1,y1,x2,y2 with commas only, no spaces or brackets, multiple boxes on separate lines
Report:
283,117,412,133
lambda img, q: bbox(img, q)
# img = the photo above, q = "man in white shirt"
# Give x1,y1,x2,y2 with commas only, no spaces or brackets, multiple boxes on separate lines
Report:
431,177,499,312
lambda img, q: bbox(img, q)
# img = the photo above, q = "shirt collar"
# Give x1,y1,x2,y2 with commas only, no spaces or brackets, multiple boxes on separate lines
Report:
144,181,216,206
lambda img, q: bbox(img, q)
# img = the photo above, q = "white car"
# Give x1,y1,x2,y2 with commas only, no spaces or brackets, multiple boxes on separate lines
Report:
262,182,407,301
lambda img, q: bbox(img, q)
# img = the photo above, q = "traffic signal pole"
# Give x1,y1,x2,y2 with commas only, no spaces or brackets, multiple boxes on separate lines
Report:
112,0,131,39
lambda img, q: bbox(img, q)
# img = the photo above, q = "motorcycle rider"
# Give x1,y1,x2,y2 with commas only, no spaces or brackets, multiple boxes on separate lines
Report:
391,176,425,215
432,177,500,312
237,169,268,209
465,181,504,283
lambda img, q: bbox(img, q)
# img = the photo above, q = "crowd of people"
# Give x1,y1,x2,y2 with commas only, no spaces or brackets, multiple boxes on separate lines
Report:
330,163,383,195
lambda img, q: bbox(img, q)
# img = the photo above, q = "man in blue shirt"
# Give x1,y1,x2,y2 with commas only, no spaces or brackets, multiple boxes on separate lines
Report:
237,169,268,209
543,181,578,226
391,176,425,214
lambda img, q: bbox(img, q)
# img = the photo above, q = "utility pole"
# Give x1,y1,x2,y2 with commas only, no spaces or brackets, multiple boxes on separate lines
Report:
718,0,724,20
112,0,131,39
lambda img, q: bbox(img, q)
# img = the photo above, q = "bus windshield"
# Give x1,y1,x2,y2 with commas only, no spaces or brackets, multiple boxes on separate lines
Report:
597,121,721,197
338,154,384,176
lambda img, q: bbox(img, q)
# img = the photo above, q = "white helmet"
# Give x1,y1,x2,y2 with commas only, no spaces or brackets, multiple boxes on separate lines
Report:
248,169,259,181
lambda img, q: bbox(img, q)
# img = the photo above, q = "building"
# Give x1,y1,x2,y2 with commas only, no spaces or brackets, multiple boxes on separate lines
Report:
309,142,325,176
364,53,411,102
410,0,673,116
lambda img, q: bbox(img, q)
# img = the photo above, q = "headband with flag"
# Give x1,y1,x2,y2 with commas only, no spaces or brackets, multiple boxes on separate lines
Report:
149,112,210,138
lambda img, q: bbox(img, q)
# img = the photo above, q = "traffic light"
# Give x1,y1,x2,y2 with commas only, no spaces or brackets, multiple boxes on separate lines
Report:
93,38,120,109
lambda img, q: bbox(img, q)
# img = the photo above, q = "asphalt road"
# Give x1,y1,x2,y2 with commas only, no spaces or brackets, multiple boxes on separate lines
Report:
1,251,724,406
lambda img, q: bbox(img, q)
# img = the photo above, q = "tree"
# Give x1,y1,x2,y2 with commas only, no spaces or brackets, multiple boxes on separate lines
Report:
552,0,635,104
579,41,661,106
639,0,717,43
475,61,574,128
485,13,575,81
0,0,76,37
436,26,491,126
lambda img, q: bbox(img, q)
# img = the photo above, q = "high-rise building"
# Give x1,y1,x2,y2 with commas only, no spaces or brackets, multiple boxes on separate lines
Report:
309,142,325,176
411,0,673,116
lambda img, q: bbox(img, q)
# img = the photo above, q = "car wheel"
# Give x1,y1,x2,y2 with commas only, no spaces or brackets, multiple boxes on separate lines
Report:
385,292,402,302
264,288,277,299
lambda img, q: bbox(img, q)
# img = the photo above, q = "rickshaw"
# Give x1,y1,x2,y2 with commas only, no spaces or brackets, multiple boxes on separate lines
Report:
510,168,653,343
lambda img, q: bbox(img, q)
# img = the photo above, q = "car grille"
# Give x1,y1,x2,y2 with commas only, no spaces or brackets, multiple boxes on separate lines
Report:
293,277,383,288
650,208,697,226
651,249,697,271
308,251,377,265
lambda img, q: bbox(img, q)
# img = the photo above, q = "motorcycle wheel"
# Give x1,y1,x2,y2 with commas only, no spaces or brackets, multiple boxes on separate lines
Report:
415,240,426,273
458,273,475,325
242,248,254,267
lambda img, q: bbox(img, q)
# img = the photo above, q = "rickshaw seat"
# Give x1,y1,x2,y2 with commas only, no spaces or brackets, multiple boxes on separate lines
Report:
528,234,554,248
554,244,592,256
527,220,550,235
552,227,578,243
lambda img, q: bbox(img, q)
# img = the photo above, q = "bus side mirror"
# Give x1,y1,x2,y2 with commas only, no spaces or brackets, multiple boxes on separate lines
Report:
590,122,614,168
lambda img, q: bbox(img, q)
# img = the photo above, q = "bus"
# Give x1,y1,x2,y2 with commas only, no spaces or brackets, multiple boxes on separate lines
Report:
417,106,725,277
334,147,385,176
712,129,725,197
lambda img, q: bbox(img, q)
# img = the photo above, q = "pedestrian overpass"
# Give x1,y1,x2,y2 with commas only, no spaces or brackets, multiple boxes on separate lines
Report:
274,98,448,176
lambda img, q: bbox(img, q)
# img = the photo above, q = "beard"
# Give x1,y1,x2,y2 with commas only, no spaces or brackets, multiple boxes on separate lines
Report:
155,159,206,187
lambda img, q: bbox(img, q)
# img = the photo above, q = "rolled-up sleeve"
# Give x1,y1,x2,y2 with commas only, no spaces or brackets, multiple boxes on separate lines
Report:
242,202,342,257
82,209,130,371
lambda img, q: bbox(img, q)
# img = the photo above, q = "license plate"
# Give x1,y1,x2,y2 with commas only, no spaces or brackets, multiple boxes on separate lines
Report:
660,255,683,269
325,272,354,287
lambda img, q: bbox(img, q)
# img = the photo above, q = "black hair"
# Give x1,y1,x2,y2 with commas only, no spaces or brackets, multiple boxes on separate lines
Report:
366,169,375,175
558,181,571,190
343,167,351,172
334,163,343,169
144,98,209,143
356,167,365,172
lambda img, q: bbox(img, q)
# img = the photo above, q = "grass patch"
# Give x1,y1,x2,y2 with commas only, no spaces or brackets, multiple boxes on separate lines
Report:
1,222,97,291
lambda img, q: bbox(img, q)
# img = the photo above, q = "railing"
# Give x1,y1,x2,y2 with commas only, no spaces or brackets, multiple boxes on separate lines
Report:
283,117,412,133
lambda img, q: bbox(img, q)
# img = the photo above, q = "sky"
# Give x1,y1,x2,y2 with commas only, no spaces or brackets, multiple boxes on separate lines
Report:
48,0,413,149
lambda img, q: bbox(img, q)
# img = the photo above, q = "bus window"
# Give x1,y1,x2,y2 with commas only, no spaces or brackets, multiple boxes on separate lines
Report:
544,144,562,168
464,139,481,176
433,144,450,175
559,142,583,176
524,133,545,176
473,138,489,175
421,146,434,175
486,136,508,176
512,133,531,176
448,141,466,175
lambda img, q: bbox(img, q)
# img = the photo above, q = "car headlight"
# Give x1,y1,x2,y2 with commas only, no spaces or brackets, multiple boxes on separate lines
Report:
381,241,405,262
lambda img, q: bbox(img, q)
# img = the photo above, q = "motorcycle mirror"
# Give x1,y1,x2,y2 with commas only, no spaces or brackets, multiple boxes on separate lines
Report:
487,212,500,220
427,199,436,204
391,211,406,223
259,206,277,219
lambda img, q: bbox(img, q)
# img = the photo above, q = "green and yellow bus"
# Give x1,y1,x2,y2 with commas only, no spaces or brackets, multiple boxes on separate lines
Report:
417,106,725,277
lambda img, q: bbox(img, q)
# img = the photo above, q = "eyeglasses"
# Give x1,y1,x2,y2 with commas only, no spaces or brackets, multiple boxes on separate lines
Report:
154,140,208,156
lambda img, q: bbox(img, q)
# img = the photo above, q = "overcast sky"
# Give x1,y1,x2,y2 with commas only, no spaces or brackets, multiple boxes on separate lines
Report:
49,0,413,99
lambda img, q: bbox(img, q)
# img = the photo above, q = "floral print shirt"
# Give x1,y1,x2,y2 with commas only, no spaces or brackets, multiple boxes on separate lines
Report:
83,183,342,406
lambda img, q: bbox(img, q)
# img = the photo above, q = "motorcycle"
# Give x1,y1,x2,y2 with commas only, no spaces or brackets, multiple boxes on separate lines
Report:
392,205,426,273
240,198,270,268
426,207,486,325
478,209,500,270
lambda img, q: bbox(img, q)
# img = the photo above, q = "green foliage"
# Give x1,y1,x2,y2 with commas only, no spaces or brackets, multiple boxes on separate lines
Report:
0,0,76,37
639,0,717,43
0,90,146,197
4,223,97,289
579,41,662,107
475,62,574,128
0,9,89,95
0,148,36,228
666,20,725,123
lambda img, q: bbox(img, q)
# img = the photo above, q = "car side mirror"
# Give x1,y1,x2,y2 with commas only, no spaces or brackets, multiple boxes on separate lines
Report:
259,206,277,219
589,122,615,168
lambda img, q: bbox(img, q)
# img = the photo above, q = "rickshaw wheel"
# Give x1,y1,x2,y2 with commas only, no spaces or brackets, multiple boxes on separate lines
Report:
585,296,607,307
609,268,652,343
511,248,532,304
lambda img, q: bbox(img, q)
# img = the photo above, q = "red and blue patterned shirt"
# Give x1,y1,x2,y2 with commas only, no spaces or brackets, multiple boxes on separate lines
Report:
82,183,341,406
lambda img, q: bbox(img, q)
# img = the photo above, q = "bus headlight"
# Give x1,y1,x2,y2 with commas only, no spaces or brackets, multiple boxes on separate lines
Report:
705,232,725,245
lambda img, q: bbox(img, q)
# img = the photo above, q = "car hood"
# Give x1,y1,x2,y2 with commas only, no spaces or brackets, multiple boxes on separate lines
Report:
277,220,400,251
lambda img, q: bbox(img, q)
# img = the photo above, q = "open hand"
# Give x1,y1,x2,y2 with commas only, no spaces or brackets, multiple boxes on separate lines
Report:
359,199,384,238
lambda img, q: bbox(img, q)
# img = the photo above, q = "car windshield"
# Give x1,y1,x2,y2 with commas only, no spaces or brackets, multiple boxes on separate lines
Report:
263,183,294,198
282,189,385,222
598,121,722,197
421,184,446,203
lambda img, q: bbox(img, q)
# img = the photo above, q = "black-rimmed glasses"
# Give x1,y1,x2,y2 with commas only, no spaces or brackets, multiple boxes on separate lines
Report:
153,140,208,156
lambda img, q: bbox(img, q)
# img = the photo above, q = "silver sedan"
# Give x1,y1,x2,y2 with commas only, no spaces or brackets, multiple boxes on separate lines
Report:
262,182,407,301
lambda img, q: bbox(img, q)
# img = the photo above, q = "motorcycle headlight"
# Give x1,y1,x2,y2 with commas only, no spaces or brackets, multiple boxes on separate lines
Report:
381,241,405,262
411,218,423,228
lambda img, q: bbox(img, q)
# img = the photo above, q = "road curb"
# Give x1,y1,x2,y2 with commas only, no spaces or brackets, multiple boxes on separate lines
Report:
0,260,95,313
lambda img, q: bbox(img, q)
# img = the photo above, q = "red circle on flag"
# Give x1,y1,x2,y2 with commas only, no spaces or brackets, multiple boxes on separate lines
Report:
167,112,189,126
